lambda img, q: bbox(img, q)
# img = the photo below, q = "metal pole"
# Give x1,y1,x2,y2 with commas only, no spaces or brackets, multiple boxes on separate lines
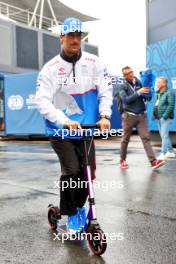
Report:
6,5,9,17
29,0,41,27
47,0,58,26
39,0,45,29
27,11,30,25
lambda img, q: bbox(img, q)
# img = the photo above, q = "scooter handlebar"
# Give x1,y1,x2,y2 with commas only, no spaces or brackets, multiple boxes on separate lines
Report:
63,123,100,129
80,124,100,129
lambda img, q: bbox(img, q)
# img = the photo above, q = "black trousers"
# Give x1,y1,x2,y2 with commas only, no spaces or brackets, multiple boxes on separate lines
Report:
50,137,96,216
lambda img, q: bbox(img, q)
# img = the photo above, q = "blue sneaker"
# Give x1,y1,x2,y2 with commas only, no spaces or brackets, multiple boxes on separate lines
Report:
77,207,86,229
67,211,81,233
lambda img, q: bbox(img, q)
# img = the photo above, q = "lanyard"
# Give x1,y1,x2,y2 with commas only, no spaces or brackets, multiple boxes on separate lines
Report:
128,84,136,93
126,80,137,93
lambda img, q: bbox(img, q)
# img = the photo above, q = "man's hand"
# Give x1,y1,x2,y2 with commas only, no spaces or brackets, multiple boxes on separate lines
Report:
137,87,149,95
98,117,111,131
64,120,82,130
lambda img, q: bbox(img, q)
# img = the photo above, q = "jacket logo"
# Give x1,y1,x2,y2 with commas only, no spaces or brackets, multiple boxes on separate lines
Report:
58,67,66,75
85,57,95,63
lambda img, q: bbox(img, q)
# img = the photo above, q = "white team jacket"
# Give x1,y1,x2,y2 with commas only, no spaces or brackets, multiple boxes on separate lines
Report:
35,51,113,137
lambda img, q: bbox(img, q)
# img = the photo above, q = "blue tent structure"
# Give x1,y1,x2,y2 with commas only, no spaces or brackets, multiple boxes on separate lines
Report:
146,36,176,132
0,72,46,136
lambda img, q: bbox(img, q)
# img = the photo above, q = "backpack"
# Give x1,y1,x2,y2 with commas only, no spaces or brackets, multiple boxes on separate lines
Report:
117,92,124,113
116,83,128,114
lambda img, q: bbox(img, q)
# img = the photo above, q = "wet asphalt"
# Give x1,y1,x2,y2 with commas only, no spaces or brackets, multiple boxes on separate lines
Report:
0,137,176,264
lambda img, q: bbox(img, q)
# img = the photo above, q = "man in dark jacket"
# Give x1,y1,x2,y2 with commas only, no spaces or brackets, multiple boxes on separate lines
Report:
119,66,165,169
153,77,175,160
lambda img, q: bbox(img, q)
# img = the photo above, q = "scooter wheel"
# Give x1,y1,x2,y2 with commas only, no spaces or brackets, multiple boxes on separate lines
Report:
88,228,107,256
48,206,61,230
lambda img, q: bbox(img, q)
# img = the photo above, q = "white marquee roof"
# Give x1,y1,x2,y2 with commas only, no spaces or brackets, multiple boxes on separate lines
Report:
1,0,96,22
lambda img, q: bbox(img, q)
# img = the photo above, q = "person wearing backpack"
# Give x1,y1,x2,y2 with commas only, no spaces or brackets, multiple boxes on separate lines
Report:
153,77,175,160
118,66,165,169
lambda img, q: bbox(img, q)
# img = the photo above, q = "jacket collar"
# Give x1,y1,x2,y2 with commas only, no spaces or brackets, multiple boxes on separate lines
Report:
60,49,82,63
126,77,138,86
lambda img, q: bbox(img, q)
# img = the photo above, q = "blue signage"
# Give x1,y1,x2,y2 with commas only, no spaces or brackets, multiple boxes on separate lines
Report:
3,72,46,135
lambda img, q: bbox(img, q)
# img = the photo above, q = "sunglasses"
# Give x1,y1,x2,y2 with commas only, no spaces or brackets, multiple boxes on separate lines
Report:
124,71,133,76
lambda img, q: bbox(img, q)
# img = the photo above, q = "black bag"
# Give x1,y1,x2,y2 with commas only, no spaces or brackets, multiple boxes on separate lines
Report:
117,93,124,113
116,83,128,114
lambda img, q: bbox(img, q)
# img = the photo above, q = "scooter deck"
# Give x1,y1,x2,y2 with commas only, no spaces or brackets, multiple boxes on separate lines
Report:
56,224,86,241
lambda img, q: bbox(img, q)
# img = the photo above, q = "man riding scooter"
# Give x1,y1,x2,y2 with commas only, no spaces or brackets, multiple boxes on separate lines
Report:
35,17,113,232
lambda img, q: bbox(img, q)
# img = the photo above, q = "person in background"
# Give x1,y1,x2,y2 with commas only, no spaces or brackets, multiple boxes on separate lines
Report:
153,77,175,160
119,66,165,169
